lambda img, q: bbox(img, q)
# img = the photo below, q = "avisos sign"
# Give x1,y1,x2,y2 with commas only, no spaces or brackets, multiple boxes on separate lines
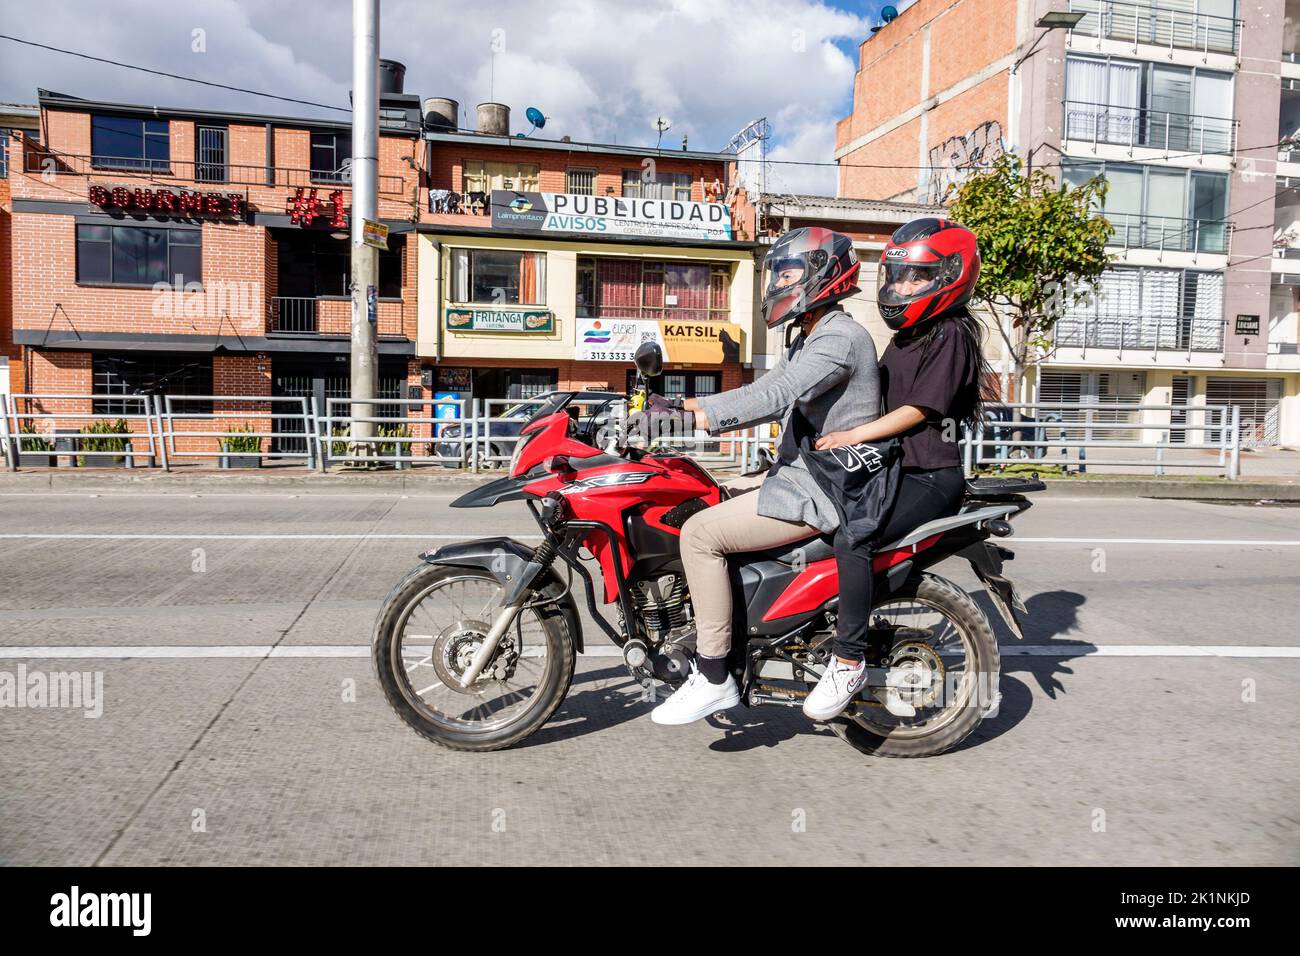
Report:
492,191,732,241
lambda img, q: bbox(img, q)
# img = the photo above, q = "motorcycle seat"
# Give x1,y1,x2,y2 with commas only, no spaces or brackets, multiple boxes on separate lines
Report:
737,533,836,566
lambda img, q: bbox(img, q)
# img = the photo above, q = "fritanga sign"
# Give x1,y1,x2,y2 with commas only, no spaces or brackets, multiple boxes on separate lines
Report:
492,191,732,241
446,308,554,333
88,185,246,217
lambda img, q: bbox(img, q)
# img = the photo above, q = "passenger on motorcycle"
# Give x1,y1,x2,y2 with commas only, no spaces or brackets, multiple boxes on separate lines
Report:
801,217,992,721
650,226,881,725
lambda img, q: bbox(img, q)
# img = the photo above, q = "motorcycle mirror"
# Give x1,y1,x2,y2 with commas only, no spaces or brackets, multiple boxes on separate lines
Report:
634,341,663,379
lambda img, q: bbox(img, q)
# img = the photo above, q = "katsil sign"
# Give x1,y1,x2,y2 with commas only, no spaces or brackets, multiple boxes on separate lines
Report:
577,318,742,363
492,191,732,241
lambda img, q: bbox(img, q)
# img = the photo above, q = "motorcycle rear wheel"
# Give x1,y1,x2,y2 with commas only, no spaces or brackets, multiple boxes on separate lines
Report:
372,564,576,751
817,572,1000,758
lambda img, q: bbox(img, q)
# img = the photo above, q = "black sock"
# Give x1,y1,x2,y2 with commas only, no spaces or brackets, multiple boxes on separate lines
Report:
696,653,729,685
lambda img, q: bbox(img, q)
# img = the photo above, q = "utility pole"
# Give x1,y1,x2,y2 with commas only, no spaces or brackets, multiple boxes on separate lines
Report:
349,0,380,462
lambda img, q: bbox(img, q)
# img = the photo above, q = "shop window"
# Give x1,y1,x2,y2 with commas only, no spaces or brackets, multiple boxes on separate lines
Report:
76,224,202,286
578,257,730,320
621,169,692,201
91,115,170,171
311,131,352,183
450,248,546,305
93,353,213,415
627,370,720,400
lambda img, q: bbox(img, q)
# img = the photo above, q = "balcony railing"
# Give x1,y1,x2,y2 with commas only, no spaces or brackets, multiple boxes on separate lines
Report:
1062,100,1235,155
1279,144,1300,164
269,296,407,337
22,148,406,196
1105,211,1230,254
1068,0,1241,55
1055,312,1225,353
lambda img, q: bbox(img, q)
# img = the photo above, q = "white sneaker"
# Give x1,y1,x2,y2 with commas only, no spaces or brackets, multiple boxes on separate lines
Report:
651,663,740,725
802,656,869,721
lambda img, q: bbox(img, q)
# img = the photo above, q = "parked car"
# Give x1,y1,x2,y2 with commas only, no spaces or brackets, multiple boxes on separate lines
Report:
435,390,625,467
977,405,1062,463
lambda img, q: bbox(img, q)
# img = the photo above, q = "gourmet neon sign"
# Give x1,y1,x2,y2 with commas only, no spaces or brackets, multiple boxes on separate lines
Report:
88,184,246,218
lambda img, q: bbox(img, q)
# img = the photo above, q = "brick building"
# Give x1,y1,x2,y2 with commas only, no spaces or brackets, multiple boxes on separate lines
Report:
1,103,40,397
836,0,1300,447
414,101,758,414
5,83,422,458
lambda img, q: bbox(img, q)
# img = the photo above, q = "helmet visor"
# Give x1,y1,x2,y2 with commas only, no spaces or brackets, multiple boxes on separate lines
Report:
877,259,943,307
763,255,809,299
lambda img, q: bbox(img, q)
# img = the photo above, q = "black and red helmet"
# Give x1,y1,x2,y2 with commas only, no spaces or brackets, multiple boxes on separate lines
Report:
877,217,980,331
761,226,860,330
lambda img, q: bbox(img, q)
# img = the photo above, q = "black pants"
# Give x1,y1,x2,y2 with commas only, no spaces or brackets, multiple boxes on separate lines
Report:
832,466,966,661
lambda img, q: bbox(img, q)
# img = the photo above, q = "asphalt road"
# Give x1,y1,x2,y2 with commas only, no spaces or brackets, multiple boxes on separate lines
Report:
0,488,1297,866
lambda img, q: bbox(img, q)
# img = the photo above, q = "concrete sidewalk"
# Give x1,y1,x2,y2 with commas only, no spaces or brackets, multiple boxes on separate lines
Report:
3,465,1300,500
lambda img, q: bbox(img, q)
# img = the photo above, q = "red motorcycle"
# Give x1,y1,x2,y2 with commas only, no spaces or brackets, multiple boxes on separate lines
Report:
373,348,1040,755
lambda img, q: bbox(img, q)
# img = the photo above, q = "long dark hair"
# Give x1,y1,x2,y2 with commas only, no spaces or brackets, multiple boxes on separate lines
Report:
904,307,995,431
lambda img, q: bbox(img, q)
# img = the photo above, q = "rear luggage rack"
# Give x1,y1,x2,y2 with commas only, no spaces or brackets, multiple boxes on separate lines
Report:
964,475,1047,498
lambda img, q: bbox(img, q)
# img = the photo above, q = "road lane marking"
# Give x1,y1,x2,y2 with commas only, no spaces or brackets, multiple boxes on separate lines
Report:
0,644,1297,659
4,533,1300,546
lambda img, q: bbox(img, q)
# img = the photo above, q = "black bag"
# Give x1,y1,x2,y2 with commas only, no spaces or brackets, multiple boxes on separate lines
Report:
789,409,903,549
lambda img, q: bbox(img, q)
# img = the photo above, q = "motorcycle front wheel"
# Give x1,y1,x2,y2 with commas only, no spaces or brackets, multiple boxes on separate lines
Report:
372,564,576,751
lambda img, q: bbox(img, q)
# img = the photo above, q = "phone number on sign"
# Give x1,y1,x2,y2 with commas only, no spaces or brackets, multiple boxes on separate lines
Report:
580,349,637,362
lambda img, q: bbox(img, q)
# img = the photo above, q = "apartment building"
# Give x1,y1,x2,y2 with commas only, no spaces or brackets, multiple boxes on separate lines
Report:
415,100,756,410
6,76,423,453
836,0,1300,447
0,102,40,396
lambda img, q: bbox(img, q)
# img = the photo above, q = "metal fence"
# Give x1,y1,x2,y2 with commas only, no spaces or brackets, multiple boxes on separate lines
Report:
1,393,1251,479
961,402,1242,479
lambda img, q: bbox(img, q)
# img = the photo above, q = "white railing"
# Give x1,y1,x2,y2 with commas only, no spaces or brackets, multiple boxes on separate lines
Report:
1068,0,1241,55
1054,312,1225,353
1062,100,1235,156
961,402,1241,479
0,393,1250,480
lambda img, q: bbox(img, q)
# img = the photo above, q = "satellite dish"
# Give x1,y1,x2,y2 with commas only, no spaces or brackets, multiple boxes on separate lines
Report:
525,107,546,129
881,5,899,22
654,116,673,132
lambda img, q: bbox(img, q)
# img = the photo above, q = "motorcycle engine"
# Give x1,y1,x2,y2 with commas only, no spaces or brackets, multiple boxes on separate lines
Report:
623,574,695,684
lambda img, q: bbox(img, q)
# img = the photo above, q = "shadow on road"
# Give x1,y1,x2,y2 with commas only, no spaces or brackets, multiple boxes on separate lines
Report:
524,588,1090,753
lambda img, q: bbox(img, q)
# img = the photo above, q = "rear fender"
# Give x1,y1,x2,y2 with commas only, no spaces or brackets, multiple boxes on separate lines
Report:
419,537,584,652
958,540,1026,640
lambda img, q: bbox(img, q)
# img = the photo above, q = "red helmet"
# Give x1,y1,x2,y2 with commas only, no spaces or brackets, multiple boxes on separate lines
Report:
877,218,980,331
761,226,860,329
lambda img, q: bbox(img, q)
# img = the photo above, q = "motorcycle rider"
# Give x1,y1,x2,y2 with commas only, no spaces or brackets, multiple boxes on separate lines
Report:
651,226,881,725
802,217,991,721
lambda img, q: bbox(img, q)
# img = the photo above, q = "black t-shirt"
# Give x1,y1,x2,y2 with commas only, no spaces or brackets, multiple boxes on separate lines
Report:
879,320,975,470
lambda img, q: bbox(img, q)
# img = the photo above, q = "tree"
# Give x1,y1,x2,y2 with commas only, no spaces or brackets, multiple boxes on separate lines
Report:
946,153,1112,403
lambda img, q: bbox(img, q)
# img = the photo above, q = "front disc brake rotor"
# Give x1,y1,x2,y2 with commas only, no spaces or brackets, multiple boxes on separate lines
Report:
885,642,945,710
430,621,516,694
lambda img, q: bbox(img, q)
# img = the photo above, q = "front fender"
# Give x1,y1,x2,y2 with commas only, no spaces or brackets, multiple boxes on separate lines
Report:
419,537,584,652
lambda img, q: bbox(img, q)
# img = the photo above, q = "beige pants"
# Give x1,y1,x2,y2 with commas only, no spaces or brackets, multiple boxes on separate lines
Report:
680,473,818,658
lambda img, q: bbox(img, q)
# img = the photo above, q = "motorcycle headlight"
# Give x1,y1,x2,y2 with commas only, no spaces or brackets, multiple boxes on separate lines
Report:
507,432,533,476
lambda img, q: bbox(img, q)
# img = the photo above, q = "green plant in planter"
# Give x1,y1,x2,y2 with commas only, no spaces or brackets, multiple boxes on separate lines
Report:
220,423,263,455
377,424,411,458
78,418,129,466
18,420,53,453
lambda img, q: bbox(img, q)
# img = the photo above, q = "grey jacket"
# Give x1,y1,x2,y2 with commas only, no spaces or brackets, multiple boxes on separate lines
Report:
696,310,881,532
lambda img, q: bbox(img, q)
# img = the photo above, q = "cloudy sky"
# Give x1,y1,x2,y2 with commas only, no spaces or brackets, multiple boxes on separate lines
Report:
0,0,915,195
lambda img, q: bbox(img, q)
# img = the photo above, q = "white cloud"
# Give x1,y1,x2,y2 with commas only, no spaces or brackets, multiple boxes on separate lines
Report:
1,0,872,194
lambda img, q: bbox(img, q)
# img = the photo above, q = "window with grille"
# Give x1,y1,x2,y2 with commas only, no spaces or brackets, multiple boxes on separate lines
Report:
93,353,213,415
577,257,730,320
566,167,597,194
0,129,8,179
